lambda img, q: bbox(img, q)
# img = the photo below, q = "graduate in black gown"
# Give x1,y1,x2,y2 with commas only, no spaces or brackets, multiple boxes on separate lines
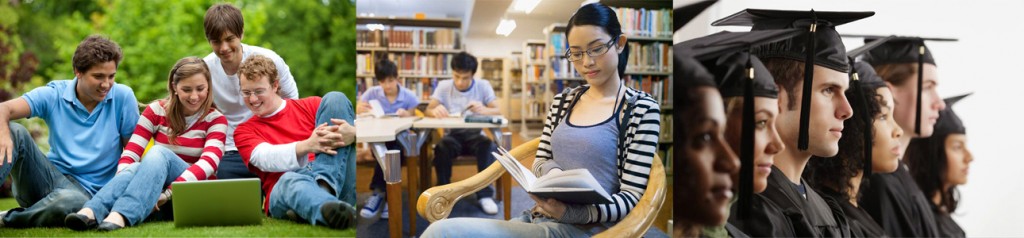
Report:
857,36,957,237
710,9,877,237
804,38,905,237
904,94,972,238
677,28,804,238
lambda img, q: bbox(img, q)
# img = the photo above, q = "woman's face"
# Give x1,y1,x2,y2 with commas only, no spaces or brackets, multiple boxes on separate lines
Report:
944,134,972,187
566,25,623,85
174,73,210,116
680,87,739,226
723,97,784,194
871,87,904,173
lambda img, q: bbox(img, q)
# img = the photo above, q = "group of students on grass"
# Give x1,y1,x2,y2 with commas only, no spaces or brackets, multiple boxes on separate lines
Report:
676,2,972,238
356,3,662,237
0,3,356,231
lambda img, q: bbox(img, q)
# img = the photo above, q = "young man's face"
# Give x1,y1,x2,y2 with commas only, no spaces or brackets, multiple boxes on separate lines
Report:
776,65,853,157
74,61,117,105
452,70,474,91
380,77,399,95
888,63,946,138
209,31,243,68
239,74,281,117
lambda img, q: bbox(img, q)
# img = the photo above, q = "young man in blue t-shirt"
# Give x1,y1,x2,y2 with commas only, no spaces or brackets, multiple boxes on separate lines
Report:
356,59,419,219
0,35,140,228
425,52,502,215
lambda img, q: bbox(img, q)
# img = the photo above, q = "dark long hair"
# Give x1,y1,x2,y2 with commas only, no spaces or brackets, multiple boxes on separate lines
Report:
905,134,960,213
566,3,630,79
805,82,883,200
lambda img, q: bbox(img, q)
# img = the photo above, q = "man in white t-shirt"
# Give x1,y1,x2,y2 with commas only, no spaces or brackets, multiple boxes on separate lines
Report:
203,3,299,179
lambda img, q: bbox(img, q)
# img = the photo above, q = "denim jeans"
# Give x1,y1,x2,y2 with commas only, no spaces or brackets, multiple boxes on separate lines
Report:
420,210,594,238
433,128,495,199
268,91,356,225
217,151,258,179
82,145,189,226
0,122,91,228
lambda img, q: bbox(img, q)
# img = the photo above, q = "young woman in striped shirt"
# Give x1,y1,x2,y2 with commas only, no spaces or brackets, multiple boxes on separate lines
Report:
65,56,228,231
422,3,660,237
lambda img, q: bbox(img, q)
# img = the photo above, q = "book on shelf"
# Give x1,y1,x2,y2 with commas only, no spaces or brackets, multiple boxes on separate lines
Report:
356,53,375,76
526,44,546,62
660,113,673,143
624,75,672,107
524,64,546,83
387,28,461,50
387,53,452,76
356,29,385,48
625,41,670,73
611,7,672,38
491,147,613,204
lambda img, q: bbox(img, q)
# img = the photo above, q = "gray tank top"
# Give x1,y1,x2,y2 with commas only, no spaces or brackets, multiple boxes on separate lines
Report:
549,89,623,195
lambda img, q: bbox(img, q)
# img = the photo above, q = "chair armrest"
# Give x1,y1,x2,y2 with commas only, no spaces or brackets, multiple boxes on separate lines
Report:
594,154,666,238
417,138,541,222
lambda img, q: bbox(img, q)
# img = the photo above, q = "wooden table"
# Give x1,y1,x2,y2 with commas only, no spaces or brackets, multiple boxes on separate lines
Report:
409,117,514,220
355,117,418,238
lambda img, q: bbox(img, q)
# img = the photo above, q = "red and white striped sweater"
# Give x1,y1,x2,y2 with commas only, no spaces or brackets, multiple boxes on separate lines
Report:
118,101,228,182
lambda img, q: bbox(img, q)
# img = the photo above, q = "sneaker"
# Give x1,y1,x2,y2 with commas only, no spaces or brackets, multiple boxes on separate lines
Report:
321,201,357,229
380,203,390,220
360,193,385,219
0,210,7,228
479,197,498,215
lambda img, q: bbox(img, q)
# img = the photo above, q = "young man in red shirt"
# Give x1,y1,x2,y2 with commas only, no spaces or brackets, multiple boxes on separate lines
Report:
233,55,356,229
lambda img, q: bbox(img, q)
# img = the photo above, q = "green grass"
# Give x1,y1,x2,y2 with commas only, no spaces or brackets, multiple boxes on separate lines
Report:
0,198,355,237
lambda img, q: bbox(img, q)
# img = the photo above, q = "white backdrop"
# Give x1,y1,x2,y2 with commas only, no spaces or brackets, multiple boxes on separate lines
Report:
676,0,1024,236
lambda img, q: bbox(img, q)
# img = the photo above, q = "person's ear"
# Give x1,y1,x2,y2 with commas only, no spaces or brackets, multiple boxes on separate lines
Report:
74,69,82,80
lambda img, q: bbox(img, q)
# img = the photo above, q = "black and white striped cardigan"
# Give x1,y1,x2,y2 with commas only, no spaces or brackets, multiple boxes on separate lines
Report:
532,85,661,224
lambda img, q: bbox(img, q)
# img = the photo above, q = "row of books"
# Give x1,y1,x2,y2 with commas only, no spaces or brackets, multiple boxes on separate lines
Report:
624,75,672,107
548,57,580,79
356,29,461,50
612,7,672,38
625,41,671,73
525,44,546,62
523,64,546,82
357,52,454,77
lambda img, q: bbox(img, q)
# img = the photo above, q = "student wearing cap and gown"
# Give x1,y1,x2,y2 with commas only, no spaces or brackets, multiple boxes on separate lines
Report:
858,36,957,237
676,29,804,238
804,38,905,237
673,2,743,237
711,9,875,237
904,94,972,238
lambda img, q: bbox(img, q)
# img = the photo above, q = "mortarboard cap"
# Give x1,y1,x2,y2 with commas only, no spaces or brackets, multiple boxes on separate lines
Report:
674,0,718,32
712,9,874,151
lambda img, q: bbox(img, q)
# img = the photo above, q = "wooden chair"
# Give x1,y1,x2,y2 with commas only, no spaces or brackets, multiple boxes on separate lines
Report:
416,138,667,238
419,120,514,219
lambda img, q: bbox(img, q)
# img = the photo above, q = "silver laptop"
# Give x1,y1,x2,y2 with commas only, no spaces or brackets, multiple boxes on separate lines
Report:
172,178,263,227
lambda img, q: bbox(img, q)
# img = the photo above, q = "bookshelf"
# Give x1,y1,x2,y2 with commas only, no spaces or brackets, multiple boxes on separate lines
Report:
519,40,548,138
355,17,464,105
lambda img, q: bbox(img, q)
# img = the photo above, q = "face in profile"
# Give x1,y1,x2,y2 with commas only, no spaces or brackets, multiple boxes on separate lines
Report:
678,86,739,226
723,97,784,194
888,63,946,138
871,87,904,173
944,134,972,187
776,66,853,157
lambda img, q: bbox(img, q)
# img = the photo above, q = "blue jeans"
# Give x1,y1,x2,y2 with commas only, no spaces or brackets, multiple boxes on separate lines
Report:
0,122,91,228
82,145,189,226
217,151,258,179
421,210,594,238
268,91,356,225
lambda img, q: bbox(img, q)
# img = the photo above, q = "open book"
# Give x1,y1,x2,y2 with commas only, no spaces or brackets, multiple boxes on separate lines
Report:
364,100,398,118
492,147,613,204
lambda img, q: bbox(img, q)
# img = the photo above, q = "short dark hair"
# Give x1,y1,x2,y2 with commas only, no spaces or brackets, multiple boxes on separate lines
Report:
566,3,630,78
204,3,244,40
762,58,805,110
72,35,123,73
806,83,883,200
450,52,477,74
375,59,398,81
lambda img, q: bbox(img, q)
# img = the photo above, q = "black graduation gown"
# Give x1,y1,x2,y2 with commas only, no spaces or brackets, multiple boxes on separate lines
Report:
932,203,966,238
818,187,887,237
728,193,797,237
757,166,850,237
860,164,940,237
723,223,750,238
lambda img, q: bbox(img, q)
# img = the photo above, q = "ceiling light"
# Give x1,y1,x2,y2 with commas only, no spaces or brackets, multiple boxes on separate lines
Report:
496,19,517,36
513,0,542,14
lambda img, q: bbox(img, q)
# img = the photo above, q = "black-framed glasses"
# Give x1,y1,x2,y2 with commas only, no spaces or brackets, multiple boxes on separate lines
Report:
563,37,618,62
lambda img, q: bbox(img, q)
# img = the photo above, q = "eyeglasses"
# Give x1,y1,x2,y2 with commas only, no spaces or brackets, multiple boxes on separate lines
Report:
563,38,618,62
240,88,269,98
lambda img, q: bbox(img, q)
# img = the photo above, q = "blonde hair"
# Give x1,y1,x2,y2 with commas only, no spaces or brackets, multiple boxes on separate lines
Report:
165,56,214,144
